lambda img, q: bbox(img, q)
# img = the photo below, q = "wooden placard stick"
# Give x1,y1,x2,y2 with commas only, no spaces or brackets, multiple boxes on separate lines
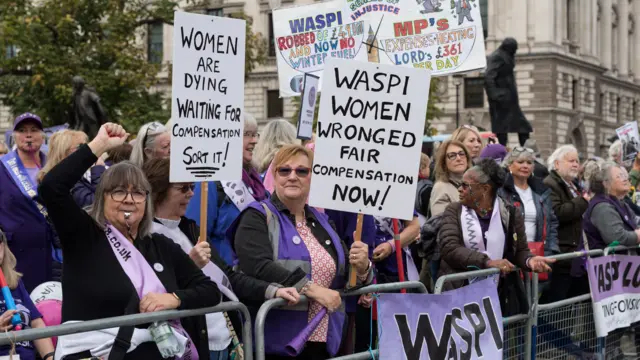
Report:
198,182,208,243
348,213,365,287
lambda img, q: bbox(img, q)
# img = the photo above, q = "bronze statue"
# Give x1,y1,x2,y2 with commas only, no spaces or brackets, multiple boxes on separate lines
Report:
71,76,107,139
484,38,532,146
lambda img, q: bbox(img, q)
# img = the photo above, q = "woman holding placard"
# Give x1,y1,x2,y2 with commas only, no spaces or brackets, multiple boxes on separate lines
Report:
438,158,555,316
144,157,300,360
39,123,220,359
186,113,268,266
230,144,373,360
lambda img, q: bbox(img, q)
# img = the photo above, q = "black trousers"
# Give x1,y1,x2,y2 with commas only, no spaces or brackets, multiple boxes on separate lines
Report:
496,132,530,147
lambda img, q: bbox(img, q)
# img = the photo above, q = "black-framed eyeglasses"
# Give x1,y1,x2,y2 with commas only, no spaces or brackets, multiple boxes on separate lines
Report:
276,166,311,178
173,184,196,194
143,122,163,149
446,151,466,161
244,131,260,139
109,189,148,203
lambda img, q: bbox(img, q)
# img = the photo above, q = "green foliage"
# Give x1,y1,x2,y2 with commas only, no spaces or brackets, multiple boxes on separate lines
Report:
229,12,268,81
0,0,267,132
289,77,442,136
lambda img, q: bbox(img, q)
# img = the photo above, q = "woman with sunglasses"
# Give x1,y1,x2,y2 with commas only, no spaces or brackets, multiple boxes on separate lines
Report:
39,123,220,359
438,158,554,315
230,144,373,360
130,121,171,167
499,147,560,261
144,157,300,360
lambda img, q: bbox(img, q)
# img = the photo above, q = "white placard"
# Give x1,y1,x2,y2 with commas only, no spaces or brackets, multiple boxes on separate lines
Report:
272,1,369,97
170,11,246,182
296,73,319,140
308,58,430,220
375,0,487,75
616,121,640,165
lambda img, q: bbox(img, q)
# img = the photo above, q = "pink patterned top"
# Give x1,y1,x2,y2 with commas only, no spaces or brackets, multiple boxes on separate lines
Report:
296,220,336,342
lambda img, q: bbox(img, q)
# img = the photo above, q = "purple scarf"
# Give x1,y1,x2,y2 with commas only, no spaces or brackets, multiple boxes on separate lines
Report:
104,225,198,360
243,167,267,200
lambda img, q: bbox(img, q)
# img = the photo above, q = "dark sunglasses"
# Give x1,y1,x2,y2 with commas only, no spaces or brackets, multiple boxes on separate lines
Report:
173,184,196,193
276,166,311,178
446,151,466,161
512,146,535,155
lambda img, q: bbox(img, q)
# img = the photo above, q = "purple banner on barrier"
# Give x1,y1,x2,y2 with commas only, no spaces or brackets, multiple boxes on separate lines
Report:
586,255,640,303
377,278,504,360
586,255,640,337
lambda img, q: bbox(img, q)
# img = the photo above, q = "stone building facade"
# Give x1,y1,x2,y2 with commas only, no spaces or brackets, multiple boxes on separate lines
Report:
439,0,640,158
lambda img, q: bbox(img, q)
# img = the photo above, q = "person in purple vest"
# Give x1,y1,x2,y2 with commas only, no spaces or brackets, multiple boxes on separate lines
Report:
0,113,54,293
230,144,374,360
573,162,640,276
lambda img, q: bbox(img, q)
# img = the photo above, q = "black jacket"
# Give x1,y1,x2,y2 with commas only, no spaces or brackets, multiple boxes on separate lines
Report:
543,170,589,273
39,145,220,359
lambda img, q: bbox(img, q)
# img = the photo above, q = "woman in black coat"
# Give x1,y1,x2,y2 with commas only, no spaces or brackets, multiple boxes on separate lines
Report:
39,123,220,359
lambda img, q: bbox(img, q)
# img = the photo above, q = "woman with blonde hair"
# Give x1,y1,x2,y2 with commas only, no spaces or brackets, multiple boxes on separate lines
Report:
451,125,484,160
0,229,56,360
37,130,88,184
253,119,298,174
36,129,90,282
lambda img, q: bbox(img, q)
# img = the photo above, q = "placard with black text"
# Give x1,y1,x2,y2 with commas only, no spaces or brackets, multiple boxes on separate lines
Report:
170,11,246,182
296,73,319,140
308,58,430,220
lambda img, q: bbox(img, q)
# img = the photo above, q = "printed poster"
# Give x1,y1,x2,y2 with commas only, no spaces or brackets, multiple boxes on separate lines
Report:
586,255,640,337
308,57,430,220
378,278,504,359
170,12,246,182
375,0,487,75
296,73,319,140
272,1,369,97
616,121,640,165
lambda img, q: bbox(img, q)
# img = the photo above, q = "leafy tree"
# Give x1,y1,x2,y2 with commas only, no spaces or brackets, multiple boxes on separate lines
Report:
0,0,267,132
290,77,442,135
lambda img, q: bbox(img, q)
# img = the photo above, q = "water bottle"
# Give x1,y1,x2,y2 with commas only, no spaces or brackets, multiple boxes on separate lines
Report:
149,321,183,358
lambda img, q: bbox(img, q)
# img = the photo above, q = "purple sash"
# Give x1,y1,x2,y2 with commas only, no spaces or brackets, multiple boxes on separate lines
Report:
1,150,47,219
105,225,198,360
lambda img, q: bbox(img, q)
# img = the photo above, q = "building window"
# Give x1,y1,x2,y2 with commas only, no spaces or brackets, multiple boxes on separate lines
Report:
572,79,579,109
147,22,163,64
463,77,484,108
479,0,488,39
5,45,17,59
206,8,224,16
599,92,605,115
268,13,276,57
267,90,283,118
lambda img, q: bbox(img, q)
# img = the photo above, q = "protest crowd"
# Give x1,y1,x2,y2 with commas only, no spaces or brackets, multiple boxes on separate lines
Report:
10,107,640,360
4,1,640,360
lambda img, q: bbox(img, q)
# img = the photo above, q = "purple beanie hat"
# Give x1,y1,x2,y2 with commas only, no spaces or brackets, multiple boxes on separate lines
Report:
480,144,507,164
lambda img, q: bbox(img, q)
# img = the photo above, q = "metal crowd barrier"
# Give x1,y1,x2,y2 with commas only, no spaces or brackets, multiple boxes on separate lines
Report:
0,301,253,360
254,281,427,360
434,267,532,360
